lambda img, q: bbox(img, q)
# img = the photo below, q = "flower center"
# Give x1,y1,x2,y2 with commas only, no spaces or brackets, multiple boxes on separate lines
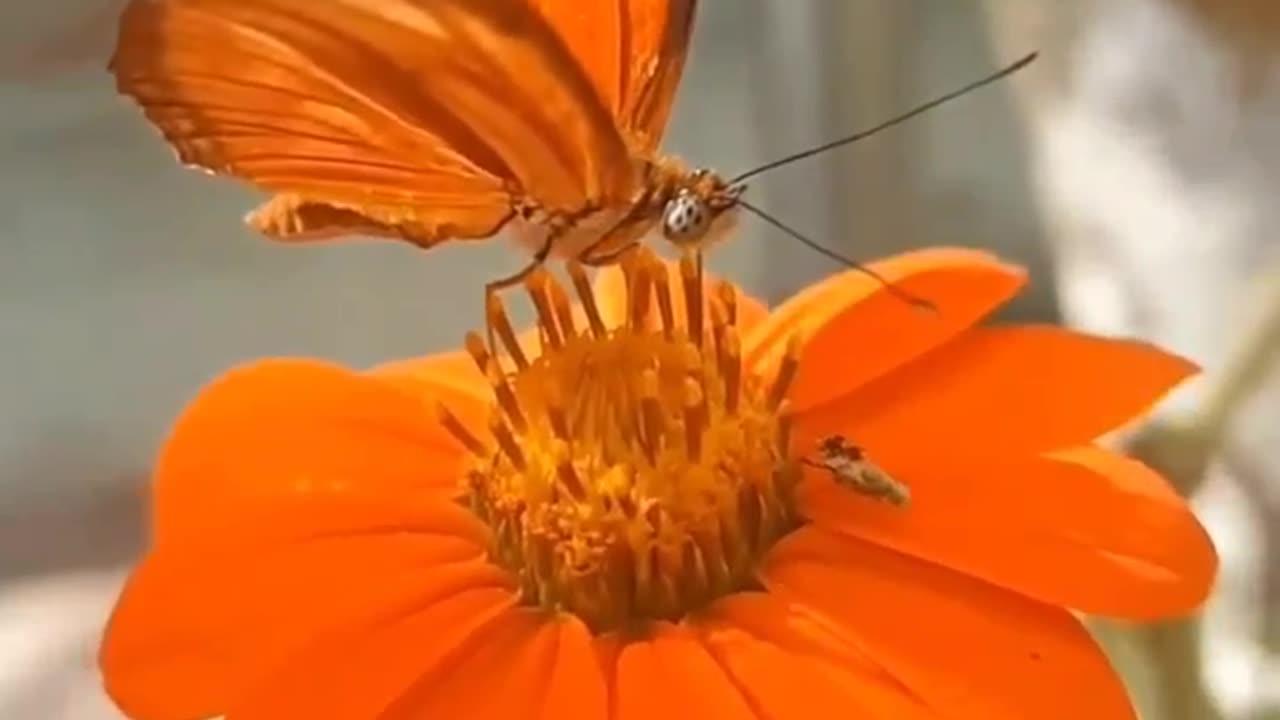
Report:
440,251,803,633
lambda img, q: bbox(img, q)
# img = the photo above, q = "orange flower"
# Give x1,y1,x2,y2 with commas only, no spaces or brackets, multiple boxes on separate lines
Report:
100,248,1216,720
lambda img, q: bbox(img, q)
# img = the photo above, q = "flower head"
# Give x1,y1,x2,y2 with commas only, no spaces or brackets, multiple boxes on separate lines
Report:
100,248,1216,720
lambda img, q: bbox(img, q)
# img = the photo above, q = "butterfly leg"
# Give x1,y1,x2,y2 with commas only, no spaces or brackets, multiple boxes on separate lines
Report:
486,235,553,291
576,240,640,267
484,229,558,355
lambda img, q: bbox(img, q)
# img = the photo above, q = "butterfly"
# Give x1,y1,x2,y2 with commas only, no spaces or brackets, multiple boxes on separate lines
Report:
109,0,738,292
109,0,1037,297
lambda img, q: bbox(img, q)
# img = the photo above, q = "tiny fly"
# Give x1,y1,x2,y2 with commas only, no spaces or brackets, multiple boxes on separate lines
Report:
804,435,911,508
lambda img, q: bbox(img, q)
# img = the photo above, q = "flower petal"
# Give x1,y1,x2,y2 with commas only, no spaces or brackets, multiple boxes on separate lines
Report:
614,622,759,720
100,495,505,720
762,528,1136,720
696,593,935,719
236,585,518,720
594,259,769,334
745,248,1025,411
798,325,1197,458
799,447,1216,620
371,348,490,430
153,358,470,542
375,608,564,719
536,616,610,720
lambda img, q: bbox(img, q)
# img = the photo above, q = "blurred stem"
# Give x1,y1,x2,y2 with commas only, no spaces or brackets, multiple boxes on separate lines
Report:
1130,273,1280,496
1221,448,1280,720
827,0,912,259
1122,270,1280,720
1137,618,1221,720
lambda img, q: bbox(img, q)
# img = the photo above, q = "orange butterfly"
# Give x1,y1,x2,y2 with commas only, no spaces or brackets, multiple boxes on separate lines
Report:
109,0,1036,298
110,0,734,291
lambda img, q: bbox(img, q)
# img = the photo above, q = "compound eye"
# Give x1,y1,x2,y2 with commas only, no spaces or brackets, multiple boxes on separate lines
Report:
661,193,711,244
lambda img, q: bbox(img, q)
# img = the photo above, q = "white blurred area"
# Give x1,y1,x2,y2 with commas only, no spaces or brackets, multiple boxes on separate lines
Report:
1,2,1277,719
984,1,1280,717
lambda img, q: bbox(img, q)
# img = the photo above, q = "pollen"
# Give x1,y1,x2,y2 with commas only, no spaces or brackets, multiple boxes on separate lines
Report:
442,250,803,633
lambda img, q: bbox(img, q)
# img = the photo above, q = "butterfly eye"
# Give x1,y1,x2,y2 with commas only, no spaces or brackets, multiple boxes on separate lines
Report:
661,192,711,245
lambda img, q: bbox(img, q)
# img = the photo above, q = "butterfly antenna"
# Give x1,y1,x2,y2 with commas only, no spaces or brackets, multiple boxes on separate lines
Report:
730,52,1037,185
736,199,936,313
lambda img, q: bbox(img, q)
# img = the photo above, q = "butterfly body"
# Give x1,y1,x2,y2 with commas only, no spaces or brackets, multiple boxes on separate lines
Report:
110,0,731,276
505,158,742,263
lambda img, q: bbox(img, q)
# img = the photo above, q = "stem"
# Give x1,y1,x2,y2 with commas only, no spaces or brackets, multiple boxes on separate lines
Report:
1123,269,1280,720
1193,275,1280,460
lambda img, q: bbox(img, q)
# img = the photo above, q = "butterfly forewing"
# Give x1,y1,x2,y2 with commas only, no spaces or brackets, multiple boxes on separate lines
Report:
618,0,698,152
111,0,637,246
529,0,698,153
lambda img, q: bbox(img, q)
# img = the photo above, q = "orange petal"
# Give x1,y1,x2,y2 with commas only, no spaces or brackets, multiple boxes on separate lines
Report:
536,616,610,720
696,593,934,719
152,358,470,543
371,612,606,720
374,607,565,719
101,495,506,720
745,248,1025,411
235,586,519,719
762,528,1136,720
593,258,769,334
614,622,759,720
799,447,1217,620
799,325,1197,458
371,348,490,429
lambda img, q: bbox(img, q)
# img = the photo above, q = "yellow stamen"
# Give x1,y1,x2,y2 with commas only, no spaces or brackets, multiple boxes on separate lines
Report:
525,268,563,350
490,415,526,471
486,293,529,370
680,253,703,347
464,332,491,373
568,261,607,339
640,369,664,465
630,262,654,331
682,377,705,462
546,384,570,442
548,275,578,340
776,400,794,457
768,336,802,411
442,248,802,633
652,258,676,340
717,281,738,325
437,402,486,456
710,295,729,371
554,443,588,501
487,362,526,432
723,329,742,416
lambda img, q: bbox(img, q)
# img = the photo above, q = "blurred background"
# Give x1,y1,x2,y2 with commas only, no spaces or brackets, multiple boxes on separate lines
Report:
1,0,1277,718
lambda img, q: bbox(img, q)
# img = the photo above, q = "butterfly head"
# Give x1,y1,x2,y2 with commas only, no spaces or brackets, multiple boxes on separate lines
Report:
660,169,744,250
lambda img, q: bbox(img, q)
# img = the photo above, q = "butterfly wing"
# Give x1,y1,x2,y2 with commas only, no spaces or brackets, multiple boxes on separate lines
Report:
618,0,699,152
111,0,637,246
529,0,698,152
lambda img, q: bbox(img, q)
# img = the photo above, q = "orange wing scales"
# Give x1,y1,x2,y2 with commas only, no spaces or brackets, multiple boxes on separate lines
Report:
247,193,513,248
529,0,698,154
111,0,638,247
526,1,623,117
620,0,698,152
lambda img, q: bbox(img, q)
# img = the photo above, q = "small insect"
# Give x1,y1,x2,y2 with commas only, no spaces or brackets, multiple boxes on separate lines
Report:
107,0,1036,300
804,435,911,508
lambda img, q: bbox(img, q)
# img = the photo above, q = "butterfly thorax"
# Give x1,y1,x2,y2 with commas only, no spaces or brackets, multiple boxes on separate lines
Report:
508,156,742,263
641,156,743,252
